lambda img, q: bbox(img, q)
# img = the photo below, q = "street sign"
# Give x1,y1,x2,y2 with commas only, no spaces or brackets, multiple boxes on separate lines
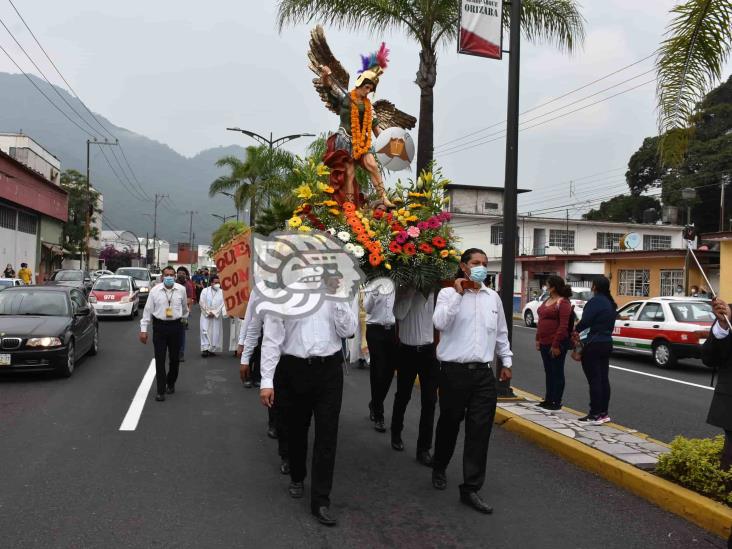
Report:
458,0,504,59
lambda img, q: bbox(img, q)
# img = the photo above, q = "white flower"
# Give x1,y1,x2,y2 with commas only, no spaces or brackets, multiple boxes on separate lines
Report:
344,243,356,253
326,228,336,235
353,245,365,258
337,231,351,242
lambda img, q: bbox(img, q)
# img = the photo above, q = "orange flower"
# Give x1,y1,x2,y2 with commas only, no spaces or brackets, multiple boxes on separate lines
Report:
342,202,357,214
432,236,447,249
357,234,370,245
368,253,382,267
350,91,373,160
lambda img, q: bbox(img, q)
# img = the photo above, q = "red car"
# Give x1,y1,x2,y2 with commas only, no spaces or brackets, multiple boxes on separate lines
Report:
88,275,140,320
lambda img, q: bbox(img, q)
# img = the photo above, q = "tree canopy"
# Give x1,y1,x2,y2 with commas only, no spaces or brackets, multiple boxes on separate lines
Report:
583,195,662,224
60,169,101,257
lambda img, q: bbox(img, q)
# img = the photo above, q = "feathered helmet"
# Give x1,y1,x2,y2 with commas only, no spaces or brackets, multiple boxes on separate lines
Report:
355,43,389,92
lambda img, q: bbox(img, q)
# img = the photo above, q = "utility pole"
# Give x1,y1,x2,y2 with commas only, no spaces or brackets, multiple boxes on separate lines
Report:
187,210,197,272
498,0,522,397
152,193,169,269
83,138,118,271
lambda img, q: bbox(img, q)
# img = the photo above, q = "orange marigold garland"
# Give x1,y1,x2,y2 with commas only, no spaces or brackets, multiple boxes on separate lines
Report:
350,91,372,160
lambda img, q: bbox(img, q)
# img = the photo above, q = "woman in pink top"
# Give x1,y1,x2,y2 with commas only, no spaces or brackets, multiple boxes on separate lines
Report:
535,275,573,410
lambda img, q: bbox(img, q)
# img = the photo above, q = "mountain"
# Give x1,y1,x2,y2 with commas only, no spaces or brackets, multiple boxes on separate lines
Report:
0,72,247,245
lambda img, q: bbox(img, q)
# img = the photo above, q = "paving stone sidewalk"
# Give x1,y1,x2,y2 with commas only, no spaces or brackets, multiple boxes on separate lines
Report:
498,399,670,470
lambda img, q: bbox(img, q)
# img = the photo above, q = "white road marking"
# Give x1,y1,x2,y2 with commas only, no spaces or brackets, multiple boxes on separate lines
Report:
119,359,156,431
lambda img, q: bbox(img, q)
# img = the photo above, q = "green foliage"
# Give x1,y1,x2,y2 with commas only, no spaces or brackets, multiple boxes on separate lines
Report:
656,435,732,506
583,195,662,223
211,221,248,253
60,169,101,255
655,0,732,166
254,194,299,236
99,245,136,272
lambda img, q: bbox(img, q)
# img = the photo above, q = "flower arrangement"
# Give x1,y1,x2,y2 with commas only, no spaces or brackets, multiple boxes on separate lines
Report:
287,162,461,293
350,90,372,160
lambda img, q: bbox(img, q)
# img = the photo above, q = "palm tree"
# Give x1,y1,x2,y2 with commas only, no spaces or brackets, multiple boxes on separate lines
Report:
277,0,585,175
656,0,732,166
208,145,296,224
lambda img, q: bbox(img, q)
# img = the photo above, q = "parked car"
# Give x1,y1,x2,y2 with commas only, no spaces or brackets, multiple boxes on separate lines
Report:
0,278,26,290
89,275,140,319
0,286,98,377
91,269,114,281
522,286,593,327
613,297,714,369
45,269,93,295
115,267,153,305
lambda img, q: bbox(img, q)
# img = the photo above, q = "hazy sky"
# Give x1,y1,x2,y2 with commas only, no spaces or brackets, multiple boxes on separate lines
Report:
0,1,729,217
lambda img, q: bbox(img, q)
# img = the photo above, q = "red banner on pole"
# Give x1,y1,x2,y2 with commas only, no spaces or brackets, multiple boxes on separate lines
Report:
458,0,504,60
214,230,252,318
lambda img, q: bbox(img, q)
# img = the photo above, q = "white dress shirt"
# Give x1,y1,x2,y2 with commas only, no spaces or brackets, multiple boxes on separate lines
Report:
259,301,357,389
140,283,189,333
433,285,513,367
239,296,264,365
394,287,434,346
712,322,729,339
364,288,395,326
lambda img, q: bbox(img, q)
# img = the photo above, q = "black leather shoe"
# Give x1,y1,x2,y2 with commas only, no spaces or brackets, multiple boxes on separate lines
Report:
243,380,253,388
201,350,209,357
391,436,404,451
416,450,434,467
166,385,175,394
288,481,303,499
280,459,290,475
253,381,260,388
432,469,447,490
312,506,337,526
374,419,386,433
155,394,165,402
267,426,278,439
460,491,493,514
368,402,375,422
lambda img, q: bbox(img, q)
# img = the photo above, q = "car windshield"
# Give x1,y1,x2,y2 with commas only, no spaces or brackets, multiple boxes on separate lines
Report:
572,290,593,301
0,280,13,287
0,290,69,316
53,271,83,281
93,278,131,292
670,302,715,323
117,269,149,281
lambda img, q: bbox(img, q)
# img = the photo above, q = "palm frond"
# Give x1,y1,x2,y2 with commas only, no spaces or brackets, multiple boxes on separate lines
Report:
512,0,586,53
656,0,732,166
208,175,240,197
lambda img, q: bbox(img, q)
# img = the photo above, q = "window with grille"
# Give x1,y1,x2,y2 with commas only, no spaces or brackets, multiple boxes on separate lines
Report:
549,229,575,251
596,232,623,250
484,202,499,211
0,205,16,230
17,212,37,235
618,269,650,296
490,225,503,245
660,270,684,296
643,234,672,251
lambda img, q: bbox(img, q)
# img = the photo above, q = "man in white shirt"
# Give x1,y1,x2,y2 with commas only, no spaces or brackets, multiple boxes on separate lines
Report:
390,285,438,467
363,281,397,433
199,274,225,357
139,265,190,401
259,293,357,527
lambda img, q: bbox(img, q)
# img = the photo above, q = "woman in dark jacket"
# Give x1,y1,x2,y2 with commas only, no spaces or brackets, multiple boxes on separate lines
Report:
573,276,616,425
535,275,572,410
701,297,732,472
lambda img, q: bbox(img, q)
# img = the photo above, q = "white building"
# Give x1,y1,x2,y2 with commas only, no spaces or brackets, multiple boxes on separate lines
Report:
0,132,61,185
197,244,213,268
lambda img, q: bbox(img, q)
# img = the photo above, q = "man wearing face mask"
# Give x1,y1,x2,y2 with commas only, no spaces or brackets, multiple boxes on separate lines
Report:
139,265,190,401
199,274,225,357
176,267,196,362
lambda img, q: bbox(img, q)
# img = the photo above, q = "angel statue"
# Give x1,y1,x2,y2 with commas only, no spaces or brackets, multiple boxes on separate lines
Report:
308,25,416,209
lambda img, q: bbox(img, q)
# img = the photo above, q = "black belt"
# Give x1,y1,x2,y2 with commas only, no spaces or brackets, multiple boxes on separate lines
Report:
367,323,395,330
441,361,492,370
400,342,433,353
285,352,340,365
153,317,182,324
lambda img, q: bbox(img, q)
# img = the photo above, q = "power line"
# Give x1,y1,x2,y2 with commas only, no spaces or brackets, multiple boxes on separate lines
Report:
518,178,629,209
95,146,147,201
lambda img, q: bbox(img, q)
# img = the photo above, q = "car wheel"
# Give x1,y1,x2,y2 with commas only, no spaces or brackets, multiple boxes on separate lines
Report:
59,340,75,377
88,325,99,356
524,310,535,327
652,340,676,369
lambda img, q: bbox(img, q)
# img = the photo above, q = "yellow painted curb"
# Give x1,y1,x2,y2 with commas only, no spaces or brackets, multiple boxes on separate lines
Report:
495,406,732,540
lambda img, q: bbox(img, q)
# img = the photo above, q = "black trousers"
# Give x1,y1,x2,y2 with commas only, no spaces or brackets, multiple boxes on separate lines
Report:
250,336,263,384
539,343,568,405
278,353,343,511
391,343,438,451
152,318,182,395
269,360,289,459
581,342,612,416
366,324,397,421
433,363,498,494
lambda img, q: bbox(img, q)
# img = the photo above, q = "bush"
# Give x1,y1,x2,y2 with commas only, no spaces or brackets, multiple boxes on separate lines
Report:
656,435,732,506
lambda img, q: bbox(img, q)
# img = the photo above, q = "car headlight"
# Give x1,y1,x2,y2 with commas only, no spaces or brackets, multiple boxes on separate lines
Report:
140,287,149,293
121,296,131,303
89,296,97,303
26,337,63,348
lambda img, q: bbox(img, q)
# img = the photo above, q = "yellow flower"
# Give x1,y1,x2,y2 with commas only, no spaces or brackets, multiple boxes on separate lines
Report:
288,216,302,228
408,204,422,210
355,212,363,219
323,200,338,207
295,184,313,200
408,192,425,198
397,208,408,216
323,186,335,194
368,230,376,238
384,263,392,270
316,164,331,177
449,249,458,256
298,225,312,232
294,206,304,214
440,250,449,258
328,208,341,216
406,215,418,222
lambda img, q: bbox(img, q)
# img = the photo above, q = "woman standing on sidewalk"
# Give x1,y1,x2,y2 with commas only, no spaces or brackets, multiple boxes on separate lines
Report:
535,275,572,410
573,276,616,425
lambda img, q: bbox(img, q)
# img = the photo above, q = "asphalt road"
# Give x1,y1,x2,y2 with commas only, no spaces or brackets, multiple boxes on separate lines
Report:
0,311,724,548
510,323,718,443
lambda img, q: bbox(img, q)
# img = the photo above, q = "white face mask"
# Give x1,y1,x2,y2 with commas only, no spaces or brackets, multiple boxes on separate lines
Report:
213,283,221,290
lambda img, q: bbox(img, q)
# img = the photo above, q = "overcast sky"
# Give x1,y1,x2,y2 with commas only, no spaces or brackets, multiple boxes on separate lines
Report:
1,1,729,218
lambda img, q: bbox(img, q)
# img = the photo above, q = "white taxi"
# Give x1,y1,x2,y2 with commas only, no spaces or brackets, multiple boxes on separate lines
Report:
88,275,139,319
522,286,592,327
612,297,714,369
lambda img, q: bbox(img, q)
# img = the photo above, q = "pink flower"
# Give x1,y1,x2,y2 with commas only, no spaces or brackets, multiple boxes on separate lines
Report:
407,226,421,238
427,217,441,229
417,221,429,231
443,211,452,221
395,231,408,244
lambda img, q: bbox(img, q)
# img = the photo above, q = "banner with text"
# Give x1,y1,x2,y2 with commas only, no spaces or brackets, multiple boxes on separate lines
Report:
458,0,503,60
214,230,252,319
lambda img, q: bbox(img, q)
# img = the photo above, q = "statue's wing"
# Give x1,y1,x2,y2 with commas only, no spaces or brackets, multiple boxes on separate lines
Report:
308,25,350,114
373,100,417,131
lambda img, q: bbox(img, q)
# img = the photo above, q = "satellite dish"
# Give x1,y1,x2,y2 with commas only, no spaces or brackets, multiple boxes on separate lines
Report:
374,127,415,171
624,233,641,250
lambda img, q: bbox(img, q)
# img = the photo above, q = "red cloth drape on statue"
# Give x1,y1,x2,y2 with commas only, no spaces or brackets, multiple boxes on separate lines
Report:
323,134,364,208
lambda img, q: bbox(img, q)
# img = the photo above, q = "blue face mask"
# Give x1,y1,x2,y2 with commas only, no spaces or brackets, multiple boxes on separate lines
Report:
163,276,175,288
469,266,489,283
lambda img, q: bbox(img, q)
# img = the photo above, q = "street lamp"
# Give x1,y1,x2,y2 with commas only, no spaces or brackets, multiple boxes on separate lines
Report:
226,128,315,150
215,191,240,223
211,213,237,223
